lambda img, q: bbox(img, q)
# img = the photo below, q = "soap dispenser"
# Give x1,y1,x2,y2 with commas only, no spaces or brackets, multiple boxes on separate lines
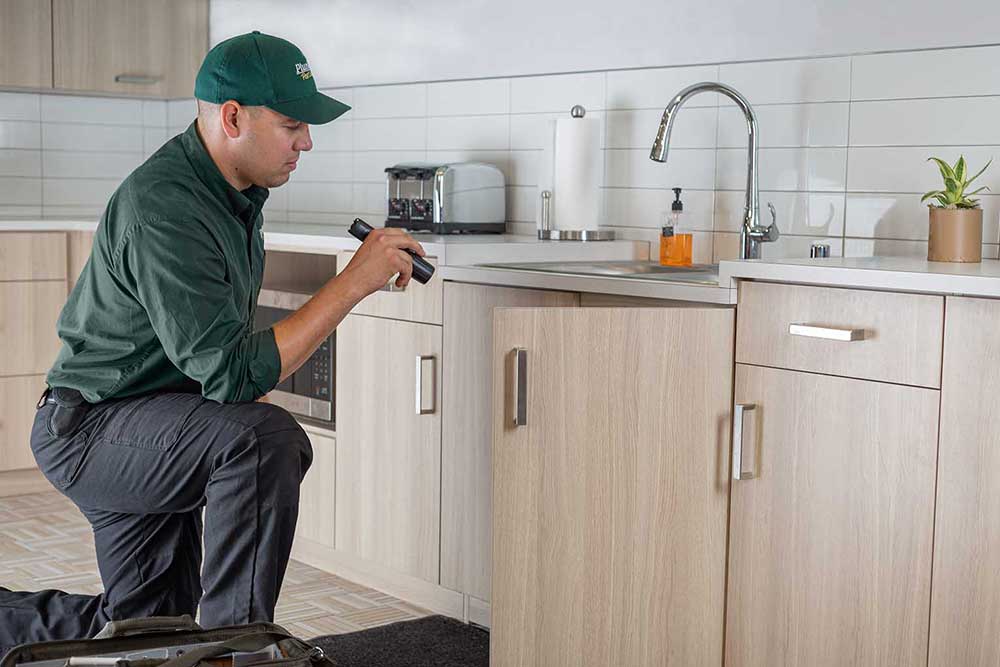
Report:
659,187,692,266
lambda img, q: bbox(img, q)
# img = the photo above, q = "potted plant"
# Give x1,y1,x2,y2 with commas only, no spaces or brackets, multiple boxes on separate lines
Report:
922,155,992,262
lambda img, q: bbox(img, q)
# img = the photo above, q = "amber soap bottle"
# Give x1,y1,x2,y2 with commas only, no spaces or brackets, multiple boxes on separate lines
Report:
659,187,691,266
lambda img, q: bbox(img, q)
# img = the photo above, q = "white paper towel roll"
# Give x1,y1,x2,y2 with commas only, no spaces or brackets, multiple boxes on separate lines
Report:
537,116,602,231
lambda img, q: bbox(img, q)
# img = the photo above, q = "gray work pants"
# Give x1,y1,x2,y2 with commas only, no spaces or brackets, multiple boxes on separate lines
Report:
0,390,313,655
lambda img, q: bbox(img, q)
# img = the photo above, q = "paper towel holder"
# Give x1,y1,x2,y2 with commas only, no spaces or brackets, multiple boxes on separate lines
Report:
537,105,616,242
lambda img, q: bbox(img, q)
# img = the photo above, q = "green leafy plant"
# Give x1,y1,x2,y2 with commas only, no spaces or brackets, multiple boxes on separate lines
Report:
921,155,992,209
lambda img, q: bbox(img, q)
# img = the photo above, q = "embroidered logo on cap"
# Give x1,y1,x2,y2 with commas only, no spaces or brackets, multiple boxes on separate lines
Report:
294,63,312,80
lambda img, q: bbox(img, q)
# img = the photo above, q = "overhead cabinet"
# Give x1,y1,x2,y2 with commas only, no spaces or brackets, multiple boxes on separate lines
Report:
0,0,53,88
53,0,208,97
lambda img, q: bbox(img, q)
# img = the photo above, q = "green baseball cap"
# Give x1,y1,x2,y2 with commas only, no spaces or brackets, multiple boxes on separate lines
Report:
194,30,350,125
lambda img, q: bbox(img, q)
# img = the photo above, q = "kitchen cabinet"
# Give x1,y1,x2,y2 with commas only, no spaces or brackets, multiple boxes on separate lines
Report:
53,0,207,97
67,231,94,293
0,0,52,88
0,375,47,471
491,306,734,666
336,250,443,325
440,282,578,607
928,295,1000,666
0,281,66,377
725,363,938,667
335,313,442,582
295,424,336,551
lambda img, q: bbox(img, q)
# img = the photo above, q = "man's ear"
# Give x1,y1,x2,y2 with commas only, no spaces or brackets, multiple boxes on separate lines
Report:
220,100,243,139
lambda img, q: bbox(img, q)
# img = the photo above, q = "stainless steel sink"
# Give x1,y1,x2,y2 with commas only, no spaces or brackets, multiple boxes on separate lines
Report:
477,260,720,285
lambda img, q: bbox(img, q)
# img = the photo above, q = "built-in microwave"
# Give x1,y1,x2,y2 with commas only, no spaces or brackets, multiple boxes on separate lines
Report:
254,289,334,425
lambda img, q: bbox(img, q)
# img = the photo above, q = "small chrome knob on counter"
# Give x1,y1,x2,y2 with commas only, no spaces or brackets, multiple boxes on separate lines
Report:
538,190,552,237
810,242,831,258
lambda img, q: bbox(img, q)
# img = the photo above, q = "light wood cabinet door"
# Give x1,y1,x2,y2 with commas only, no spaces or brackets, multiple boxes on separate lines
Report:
335,314,442,582
0,375,46,471
492,307,734,667
295,425,336,550
928,295,1000,666
0,232,66,281
726,364,938,667
53,0,207,97
0,0,52,88
66,231,94,294
0,281,66,377
441,282,577,604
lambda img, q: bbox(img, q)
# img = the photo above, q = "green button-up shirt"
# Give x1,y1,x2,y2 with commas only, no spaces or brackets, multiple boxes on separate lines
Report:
46,122,281,404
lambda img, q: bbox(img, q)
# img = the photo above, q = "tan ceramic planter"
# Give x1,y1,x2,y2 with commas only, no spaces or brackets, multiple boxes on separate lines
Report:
928,207,983,263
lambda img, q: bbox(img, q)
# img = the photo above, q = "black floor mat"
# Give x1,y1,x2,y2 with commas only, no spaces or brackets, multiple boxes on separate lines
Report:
310,615,489,667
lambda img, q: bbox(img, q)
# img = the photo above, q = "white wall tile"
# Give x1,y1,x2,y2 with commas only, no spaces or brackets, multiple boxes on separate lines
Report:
167,99,197,129
0,93,40,121
508,150,542,186
845,193,1000,244
287,182,353,212
717,147,847,191
0,177,41,205
605,148,716,189
606,65,718,110
0,205,42,218
510,72,605,113
41,204,105,218
604,188,715,231
353,83,426,118
850,97,1000,146
847,146,999,193
42,96,144,125
719,57,852,104
714,190,845,236
263,183,288,222
606,107,716,149
144,128,169,157
354,118,426,151
0,150,41,177
718,103,849,148
352,182,387,215
852,46,1000,100
43,123,144,152
354,150,425,182
142,100,167,127
309,119,353,151
843,237,927,258
43,151,143,179
427,114,509,150
0,121,41,149
292,151,352,182
510,111,606,150
712,231,740,261
319,87,354,108
428,79,509,116
43,178,119,207
507,185,536,222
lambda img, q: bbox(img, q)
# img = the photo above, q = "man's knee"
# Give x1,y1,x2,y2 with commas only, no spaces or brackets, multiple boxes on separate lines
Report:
246,403,313,479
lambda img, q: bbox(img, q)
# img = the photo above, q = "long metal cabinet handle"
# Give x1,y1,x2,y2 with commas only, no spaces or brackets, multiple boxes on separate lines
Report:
732,403,757,480
789,323,865,341
513,348,527,427
114,74,162,85
415,355,435,415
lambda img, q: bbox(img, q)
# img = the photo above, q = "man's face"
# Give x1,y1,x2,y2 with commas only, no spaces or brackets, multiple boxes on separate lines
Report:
240,106,313,188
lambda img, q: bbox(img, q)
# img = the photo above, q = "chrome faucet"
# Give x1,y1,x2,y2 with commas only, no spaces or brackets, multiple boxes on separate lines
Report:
650,82,778,260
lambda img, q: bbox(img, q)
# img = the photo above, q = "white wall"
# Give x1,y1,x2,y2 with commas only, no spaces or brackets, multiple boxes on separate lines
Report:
211,0,1000,87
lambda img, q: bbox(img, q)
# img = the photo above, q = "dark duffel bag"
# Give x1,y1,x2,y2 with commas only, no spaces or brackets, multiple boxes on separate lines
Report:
0,615,335,667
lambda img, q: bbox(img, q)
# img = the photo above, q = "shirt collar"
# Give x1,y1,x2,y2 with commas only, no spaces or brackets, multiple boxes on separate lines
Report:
181,121,269,226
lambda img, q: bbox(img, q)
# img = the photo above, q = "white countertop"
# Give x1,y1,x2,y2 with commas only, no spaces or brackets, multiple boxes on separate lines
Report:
0,219,645,267
719,256,1000,298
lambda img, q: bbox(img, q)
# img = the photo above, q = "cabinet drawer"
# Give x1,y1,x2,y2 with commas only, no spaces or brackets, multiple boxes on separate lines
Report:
737,281,943,387
337,250,443,325
0,281,67,376
0,375,47,472
0,233,67,281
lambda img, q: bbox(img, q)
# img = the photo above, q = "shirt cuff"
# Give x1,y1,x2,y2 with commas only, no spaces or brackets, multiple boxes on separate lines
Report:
249,326,282,398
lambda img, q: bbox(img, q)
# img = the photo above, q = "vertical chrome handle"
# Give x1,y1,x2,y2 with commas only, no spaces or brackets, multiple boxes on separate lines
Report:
415,355,435,415
732,403,757,480
513,348,528,426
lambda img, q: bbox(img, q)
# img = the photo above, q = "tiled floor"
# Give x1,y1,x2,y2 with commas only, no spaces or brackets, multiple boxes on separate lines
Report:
0,491,431,637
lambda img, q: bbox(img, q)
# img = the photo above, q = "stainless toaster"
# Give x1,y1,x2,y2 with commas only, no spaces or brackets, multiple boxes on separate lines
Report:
384,162,506,234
